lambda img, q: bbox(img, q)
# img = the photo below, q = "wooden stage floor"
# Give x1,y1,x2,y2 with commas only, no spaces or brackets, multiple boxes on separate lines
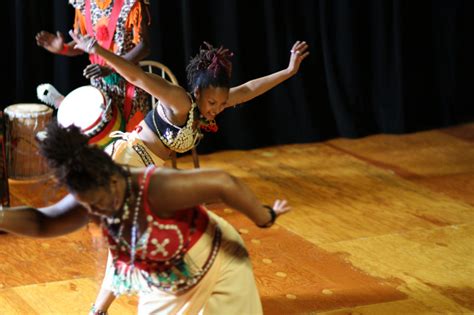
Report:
1,123,473,314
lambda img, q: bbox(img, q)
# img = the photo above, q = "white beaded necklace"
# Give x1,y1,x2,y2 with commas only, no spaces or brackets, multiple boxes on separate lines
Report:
104,172,144,261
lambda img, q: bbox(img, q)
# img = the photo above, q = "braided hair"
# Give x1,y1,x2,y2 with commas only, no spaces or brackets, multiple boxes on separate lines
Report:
38,122,126,193
186,42,234,92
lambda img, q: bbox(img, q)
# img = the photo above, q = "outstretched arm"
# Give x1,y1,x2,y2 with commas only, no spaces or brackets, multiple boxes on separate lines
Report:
227,41,309,108
69,30,190,114
0,194,89,238
148,168,290,227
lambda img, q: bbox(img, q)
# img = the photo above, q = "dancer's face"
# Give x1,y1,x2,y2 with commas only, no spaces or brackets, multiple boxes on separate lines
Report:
195,86,229,120
73,174,126,217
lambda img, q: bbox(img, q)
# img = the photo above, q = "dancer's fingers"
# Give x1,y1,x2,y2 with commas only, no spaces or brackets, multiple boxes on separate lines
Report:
291,41,301,52
273,199,291,214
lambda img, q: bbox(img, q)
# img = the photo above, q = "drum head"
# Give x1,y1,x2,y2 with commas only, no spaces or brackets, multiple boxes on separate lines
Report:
57,86,105,130
5,104,52,118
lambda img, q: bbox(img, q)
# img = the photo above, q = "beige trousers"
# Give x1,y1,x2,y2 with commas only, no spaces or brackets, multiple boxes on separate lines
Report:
102,211,263,315
104,131,165,168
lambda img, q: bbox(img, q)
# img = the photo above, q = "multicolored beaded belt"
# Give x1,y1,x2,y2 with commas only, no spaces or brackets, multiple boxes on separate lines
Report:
145,225,222,294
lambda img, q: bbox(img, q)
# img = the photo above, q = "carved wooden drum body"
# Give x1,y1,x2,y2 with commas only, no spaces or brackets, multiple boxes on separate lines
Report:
4,104,53,179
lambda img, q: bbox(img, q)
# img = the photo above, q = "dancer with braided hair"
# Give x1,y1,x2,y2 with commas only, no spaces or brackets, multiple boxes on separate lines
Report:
0,122,290,314
69,30,310,167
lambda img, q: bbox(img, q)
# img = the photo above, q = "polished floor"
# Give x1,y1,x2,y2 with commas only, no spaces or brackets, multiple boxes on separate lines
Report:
1,123,473,314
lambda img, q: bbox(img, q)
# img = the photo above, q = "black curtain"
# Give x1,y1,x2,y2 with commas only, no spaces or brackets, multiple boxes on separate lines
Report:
3,0,473,154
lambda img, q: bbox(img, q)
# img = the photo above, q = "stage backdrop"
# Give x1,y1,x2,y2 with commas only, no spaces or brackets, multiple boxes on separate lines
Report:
3,0,473,153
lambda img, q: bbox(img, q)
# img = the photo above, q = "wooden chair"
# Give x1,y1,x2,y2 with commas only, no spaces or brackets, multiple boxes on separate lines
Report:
139,60,200,169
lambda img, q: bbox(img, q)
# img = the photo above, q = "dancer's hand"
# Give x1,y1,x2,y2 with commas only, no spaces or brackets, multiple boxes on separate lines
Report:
256,199,291,228
287,41,310,75
256,200,291,228
272,199,291,216
36,31,65,54
83,64,113,79
69,30,97,53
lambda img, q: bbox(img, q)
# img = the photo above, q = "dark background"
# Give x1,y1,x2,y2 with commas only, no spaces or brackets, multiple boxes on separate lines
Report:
3,0,473,154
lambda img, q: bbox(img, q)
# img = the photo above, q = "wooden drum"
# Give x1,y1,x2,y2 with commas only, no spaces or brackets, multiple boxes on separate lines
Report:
57,85,124,148
4,104,53,179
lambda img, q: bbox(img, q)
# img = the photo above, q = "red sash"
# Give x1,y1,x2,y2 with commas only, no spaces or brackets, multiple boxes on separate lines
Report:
85,0,124,65
123,81,136,123
85,0,136,123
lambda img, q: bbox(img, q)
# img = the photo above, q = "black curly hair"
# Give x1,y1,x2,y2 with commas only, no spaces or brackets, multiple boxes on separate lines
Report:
38,122,126,193
186,42,234,92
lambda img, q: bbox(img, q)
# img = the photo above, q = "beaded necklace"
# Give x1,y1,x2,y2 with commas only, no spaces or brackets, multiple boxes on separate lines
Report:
104,171,143,270
104,167,222,295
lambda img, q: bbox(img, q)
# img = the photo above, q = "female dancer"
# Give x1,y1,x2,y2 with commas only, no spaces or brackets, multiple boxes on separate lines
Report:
0,122,290,314
69,30,310,167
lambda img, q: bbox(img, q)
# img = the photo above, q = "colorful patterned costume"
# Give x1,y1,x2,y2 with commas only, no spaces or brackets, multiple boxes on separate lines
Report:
101,166,263,314
69,0,152,131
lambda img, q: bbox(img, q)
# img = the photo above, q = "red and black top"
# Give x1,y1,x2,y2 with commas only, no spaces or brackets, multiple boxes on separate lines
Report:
105,166,209,273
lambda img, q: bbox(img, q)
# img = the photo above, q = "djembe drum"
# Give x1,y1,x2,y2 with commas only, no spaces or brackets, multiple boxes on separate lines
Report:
4,104,53,179
57,85,124,148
